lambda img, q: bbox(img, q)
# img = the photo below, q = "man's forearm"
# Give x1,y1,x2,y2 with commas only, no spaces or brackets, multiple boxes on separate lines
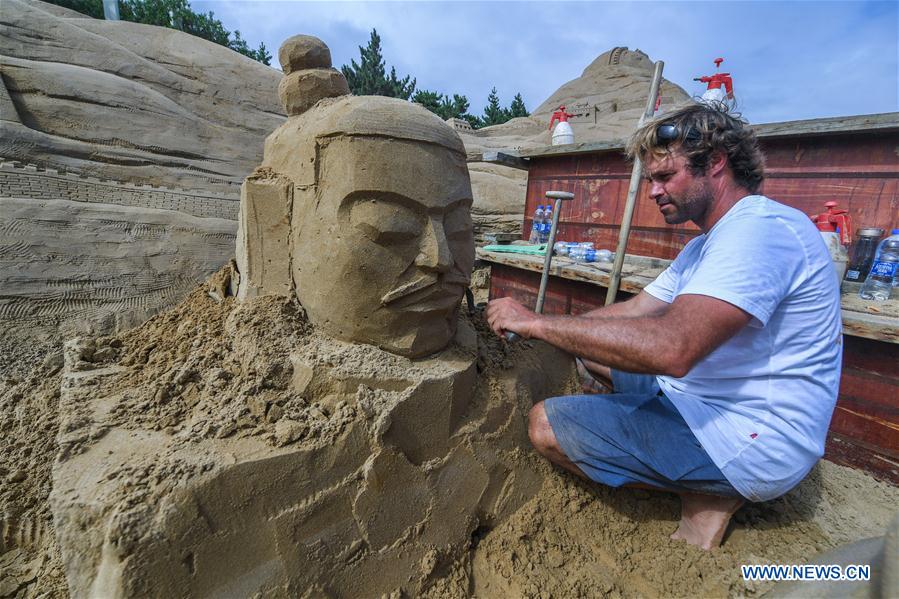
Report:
580,291,669,320
534,313,684,375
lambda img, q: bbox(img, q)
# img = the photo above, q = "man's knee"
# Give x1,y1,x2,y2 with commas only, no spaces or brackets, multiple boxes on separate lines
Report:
528,401,556,455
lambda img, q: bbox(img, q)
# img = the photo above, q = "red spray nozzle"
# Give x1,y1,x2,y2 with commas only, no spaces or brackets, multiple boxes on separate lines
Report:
810,201,853,245
694,57,735,99
549,106,574,130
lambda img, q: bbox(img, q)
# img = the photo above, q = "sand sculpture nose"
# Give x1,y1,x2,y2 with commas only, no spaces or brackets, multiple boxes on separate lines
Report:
415,218,453,272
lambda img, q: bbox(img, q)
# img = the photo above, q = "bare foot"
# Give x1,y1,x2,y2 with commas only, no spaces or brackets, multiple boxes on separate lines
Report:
670,492,744,550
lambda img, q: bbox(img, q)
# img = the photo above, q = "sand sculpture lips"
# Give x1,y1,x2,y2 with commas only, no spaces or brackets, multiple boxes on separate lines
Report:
380,274,438,305
381,273,468,312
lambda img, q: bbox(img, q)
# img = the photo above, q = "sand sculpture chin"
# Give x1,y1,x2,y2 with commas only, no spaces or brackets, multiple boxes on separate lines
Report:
49,35,577,596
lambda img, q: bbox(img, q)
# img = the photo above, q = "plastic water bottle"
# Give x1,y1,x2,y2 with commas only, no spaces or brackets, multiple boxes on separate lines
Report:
570,247,613,263
528,205,545,244
540,205,553,243
859,229,899,301
554,241,593,256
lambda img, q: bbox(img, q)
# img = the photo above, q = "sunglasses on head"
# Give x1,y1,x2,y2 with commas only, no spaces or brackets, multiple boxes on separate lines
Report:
656,124,702,145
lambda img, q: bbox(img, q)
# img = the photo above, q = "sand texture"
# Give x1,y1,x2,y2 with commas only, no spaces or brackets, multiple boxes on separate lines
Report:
1,270,896,597
43,268,577,597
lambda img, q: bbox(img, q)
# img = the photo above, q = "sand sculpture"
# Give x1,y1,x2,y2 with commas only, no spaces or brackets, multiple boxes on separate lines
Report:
49,35,576,597
237,34,474,358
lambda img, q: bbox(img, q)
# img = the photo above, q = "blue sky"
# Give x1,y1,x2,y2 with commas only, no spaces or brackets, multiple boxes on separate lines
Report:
194,1,898,124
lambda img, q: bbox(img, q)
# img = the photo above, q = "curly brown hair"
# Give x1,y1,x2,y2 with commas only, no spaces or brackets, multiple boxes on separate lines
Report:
626,103,765,193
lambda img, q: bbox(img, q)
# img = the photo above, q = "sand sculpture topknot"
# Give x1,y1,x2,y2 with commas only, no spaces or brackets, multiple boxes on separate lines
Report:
237,35,475,358
276,34,350,116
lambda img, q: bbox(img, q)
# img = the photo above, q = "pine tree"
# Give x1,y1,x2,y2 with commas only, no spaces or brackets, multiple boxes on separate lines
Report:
481,87,506,127
413,90,472,120
443,94,471,120
411,90,443,114
508,93,529,118
341,29,416,99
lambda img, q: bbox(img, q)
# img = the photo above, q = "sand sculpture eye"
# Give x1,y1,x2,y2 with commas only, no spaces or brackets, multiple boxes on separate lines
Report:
349,197,422,245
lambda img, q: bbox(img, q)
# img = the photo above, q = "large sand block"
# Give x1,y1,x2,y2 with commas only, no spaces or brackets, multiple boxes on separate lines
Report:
49,283,576,596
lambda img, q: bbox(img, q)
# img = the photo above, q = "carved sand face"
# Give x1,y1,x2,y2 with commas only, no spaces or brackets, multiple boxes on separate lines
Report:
292,134,475,357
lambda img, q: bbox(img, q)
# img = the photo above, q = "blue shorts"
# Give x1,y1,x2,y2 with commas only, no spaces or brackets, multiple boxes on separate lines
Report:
544,369,741,497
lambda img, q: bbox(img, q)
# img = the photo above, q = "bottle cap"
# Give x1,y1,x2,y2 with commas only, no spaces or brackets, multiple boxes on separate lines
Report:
858,227,884,237
892,229,899,235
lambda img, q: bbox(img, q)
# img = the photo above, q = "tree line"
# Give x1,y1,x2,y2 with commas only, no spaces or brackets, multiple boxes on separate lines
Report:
43,4,526,128
44,0,271,65
342,30,529,129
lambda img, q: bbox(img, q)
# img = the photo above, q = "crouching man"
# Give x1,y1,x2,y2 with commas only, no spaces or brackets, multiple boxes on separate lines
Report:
486,103,842,550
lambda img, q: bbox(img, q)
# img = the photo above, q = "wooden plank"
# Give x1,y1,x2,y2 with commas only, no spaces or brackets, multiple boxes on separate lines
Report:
841,310,899,344
478,249,663,295
842,335,899,373
752,112,899,139
829,406,899,453
479,248,899,344
517,112,899,160
466,151,530,170
825,433,899,485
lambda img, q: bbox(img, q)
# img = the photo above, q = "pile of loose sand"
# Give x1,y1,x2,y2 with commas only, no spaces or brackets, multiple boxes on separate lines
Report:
0,332,67,598
457,460,898,597
2,269,897,598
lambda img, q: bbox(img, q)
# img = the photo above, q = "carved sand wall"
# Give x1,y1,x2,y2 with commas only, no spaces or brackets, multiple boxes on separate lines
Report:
0,163,237,335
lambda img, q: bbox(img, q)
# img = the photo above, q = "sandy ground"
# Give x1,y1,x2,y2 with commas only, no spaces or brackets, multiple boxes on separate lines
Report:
1,273,897,598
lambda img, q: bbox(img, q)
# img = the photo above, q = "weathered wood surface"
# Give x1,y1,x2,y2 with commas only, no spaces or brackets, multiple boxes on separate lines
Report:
466,150,529,170
520,131,898,262
517,112,899,159
825,335,899,484
478,248,899,344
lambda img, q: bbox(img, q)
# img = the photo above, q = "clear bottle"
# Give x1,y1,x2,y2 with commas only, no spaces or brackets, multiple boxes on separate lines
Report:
844,227,884,283
540,205,553,244
570,247,613,263
528,205,545,244
859,229,899,301
887,230,899,288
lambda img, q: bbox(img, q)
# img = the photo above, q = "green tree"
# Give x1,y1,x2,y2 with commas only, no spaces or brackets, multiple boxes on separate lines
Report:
412,90,471,120
43,0,271,65
341,29,416,99
480,87,507,127
46,0,104,18
508,93,529,118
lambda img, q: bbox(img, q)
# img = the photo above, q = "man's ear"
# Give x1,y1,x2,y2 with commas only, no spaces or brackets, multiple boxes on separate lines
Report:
708,150,728,177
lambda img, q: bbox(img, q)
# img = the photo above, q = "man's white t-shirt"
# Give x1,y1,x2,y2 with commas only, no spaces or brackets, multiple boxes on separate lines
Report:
644,195,842,501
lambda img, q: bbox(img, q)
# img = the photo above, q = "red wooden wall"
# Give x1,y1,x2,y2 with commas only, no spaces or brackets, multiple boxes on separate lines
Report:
523,130,899,257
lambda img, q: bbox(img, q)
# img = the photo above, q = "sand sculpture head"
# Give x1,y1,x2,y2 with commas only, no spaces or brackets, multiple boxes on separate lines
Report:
248,35,475,358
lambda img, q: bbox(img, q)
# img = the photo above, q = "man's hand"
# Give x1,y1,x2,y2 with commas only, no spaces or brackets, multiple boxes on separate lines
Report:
486,297,542,339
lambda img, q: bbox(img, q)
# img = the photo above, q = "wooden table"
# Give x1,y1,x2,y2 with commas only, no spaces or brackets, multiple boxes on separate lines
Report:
478,248,899,344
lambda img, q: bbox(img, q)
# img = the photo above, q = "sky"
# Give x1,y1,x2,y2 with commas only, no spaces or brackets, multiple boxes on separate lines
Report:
193,1,898,125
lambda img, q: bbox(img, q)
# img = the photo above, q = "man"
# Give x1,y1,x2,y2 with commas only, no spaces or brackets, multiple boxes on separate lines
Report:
486,103,842,550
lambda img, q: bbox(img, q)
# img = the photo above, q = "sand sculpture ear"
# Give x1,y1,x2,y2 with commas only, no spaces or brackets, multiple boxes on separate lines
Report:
277,35,350,116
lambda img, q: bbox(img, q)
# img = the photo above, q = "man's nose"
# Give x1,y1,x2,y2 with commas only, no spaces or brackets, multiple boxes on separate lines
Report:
415,218,453,272
649,181,665,201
